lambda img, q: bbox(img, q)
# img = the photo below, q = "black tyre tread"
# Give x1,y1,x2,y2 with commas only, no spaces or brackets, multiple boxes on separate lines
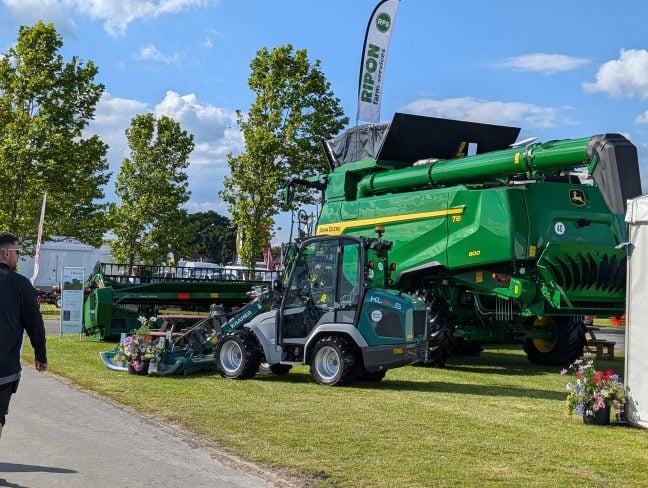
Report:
310,335,358,386
523,317,586,367
416,292,454,367
258,362,292,375
216,331,261,379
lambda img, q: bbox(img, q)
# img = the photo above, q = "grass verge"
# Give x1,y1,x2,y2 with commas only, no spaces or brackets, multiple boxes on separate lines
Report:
24,339,648,487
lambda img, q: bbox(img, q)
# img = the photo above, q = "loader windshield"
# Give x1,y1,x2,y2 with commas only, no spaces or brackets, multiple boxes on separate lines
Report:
280,237,362,339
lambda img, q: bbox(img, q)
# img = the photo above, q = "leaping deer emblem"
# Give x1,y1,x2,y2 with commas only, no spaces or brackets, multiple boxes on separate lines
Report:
570,189,586,206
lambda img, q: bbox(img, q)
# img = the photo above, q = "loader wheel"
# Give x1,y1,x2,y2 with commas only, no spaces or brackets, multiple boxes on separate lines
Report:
258,362,292,375
310,336,357,386
416,292,454,367
216,331,261,379
523,316,586,367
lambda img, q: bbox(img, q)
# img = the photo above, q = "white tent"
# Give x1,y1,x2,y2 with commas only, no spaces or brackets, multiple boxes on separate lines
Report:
624,194,648,428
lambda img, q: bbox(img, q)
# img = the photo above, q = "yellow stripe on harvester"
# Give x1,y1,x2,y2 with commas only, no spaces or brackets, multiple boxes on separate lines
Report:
315,207,465,236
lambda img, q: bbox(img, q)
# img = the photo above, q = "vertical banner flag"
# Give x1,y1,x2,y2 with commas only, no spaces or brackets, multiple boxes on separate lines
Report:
30,192,47,285
357,0,400,124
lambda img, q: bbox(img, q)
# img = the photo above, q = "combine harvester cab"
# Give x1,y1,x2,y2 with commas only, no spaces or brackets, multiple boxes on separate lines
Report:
294,113,641,367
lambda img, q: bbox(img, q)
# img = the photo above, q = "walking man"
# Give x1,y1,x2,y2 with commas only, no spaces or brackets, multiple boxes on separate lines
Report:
0,232,47,440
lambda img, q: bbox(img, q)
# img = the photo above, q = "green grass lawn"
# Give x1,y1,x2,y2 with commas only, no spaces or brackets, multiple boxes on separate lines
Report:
24,338,647,487
39,304,60,318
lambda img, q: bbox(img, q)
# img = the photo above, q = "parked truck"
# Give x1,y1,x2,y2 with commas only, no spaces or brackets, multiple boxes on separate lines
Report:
287,113,642,367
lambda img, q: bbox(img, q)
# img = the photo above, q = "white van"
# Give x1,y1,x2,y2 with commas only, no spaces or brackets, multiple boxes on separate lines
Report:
175,261,235,280
223,263,275,282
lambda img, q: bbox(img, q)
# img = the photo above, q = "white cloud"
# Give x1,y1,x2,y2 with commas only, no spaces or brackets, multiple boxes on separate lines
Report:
85,93,150,200
496,53,589,74
135,44,182,65
400,96,570,130
202,28,221,49
2,0,213,37
153,91,243,163
2,0,77,35
86,91,242,211
582,49,648,98
154,91,243,209
636,111,648,124
89,92,148,162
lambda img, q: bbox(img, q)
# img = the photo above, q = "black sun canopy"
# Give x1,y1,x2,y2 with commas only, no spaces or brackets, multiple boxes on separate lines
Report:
323,112,521,170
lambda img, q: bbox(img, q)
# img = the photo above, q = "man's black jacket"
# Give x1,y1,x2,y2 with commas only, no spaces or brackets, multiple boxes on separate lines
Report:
0,263,47,383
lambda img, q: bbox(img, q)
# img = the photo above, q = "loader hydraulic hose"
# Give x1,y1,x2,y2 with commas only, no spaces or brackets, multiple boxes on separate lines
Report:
356,136,591,198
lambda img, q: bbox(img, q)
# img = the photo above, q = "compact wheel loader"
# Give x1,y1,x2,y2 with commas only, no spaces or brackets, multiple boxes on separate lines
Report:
214,231,428,385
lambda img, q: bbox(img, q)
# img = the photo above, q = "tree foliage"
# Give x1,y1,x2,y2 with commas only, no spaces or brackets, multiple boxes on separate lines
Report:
110,113,194,265
0,21,109,248
221,44,348,267
186,211,236,264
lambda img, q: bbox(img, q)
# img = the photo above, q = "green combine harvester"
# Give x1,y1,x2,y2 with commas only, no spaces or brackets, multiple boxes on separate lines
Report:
287,113,642,367
83,262,272,339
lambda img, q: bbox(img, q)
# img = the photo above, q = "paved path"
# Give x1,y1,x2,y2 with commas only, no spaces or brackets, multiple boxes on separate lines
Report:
0,362,294,488
0,320,298,488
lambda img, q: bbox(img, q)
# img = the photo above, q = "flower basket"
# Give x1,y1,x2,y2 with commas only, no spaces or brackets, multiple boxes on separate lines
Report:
127,359,151,376
562,357,625,425
114,317,163,376
583,403,611,425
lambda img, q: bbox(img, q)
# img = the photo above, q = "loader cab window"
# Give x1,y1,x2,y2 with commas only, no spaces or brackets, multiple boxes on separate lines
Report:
337,240,360,324
280,238,361,338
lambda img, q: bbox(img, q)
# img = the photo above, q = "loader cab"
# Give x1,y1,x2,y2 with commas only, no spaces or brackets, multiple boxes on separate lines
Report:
278,236,364,343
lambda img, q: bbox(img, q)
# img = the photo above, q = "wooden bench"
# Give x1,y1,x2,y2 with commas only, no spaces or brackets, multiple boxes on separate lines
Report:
584,326,616,360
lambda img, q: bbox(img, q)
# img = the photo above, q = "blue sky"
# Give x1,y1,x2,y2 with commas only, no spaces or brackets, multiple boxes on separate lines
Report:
1,0,648,244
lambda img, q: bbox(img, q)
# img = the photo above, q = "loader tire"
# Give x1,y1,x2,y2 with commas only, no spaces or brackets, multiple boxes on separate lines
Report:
310,335,357,386
416,292,454,367
216,331,261,380
258,362,292,375
523,316,586,367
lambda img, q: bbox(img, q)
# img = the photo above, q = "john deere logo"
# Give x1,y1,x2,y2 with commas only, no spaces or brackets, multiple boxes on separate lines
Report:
569,189,586,206
376,12,392,32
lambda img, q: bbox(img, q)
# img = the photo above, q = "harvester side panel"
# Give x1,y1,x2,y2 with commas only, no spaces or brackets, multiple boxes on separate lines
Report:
524,183,624,250
445,188,529,269
317,189,452,272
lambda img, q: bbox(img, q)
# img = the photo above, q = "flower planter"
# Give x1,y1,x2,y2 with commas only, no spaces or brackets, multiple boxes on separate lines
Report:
583,404,611,425
127,360,150,376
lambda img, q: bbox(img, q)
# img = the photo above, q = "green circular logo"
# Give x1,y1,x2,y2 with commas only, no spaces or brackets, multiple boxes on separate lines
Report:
376,12,391,33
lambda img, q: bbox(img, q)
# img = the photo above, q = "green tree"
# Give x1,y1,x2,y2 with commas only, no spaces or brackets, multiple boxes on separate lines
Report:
0,21,109,248
221,44,348,267
110,113,194,265
186,211,236,264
